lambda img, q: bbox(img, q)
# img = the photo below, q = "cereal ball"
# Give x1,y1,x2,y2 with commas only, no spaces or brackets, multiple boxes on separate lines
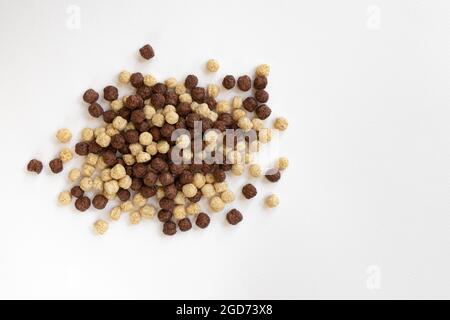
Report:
182,183,197,198
86,153,99,166
201,184,215,198
80,177,93,192
140,205,155,219
105,124,119,137
256,64,270,77
249,164,262,177
206,59,220,72
120,201,134,212
144,74,157,87
259,128,272,143
109,207,122,221
266,194,280,208
252,118,264,131
173,205,187,220
214,182,228,193
193,173,206,189
205,173,215,184
96,133,111,148
100,169,112,182
94,220,109,235
162,104,176,115
207,84,219,98
174,192,186,205
179,93,192,104
129,143,143,156
216,100,231,113
94,127,106,137
221,190,235,203
129,211,141,225
139,132,153,146
111,164,126,180
146,142,158,156
186,203,201,216
136,151,151,163
176,134,191,149
156,141,170,154
112,116,127,131
274,117,288,131
231,164,244,176
68,168,81,182
143,105,156,120
58,191,72,205
57,148,72,164
175,83,186,95
165,111,179,125
56,128,72,143
151,113,165,127
81,128,94,142
178,218,192,231
196,212,210,229
233,109,246,121
265,169,281,183
156,187,165,200
165,77,177,88
133,193,147,207
110,100,124,112
226,209,243,225
81,164,95,177
232,96,243,109
242,183,257,199
209,196,225,212
222,75,236,89
103,180,119,195
93,177,103,192
238,116,253,131
118,70,131,84
276,157,289,170
123,154,135,166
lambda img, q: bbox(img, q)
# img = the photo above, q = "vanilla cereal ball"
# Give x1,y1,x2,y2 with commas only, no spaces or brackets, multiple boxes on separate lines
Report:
106,124,119,137
206,59,220,72
118,175,132,189
193,173,206,189
165,111,179,125
238,116,253,131
133,193,147,207
259,128,272,143
143,105,156,120
186,203,201,216
110,99,123,112
81,128,94,142
274,117,288,131
144,74,157,87
94,219,109,235
173,192,185,206
94,127,106,138
232,96,243,109
59,148,73,163
151,113,165,127
176,134,190,149
96,133,111,147
129,143,143,156
58,191,72,205
179,93,192,104
118,70,131,84
209,196,225,212
68,168,81,182
182,183,197,198
173,205,187,220
249,164,262,177
175,83,187,95
146,142,158,156
136,151,151,163
112,116,127,131
156,187,165,200
205,173,215,184
139,132,153,146
207,84,219,98
251,118,264,131
129,211,141,225
208,110,219,122
233,109,246,121
140,205,155,219
93,177,104,192
125,122,135,131
80,177,93,192
201,184,215,198
276,157,289,170
165,77,177,88
231,164,244,176
221,190,235,203
163,104,176,115
256,64,270,77
216,100,231,113
265,194,280,208
82,164,95,177
100,168,112,182
103,192,116,201
157,141,170,154
56,128,72,143
123,154,135,166
86,153,99,166
109,206,122,221
111,164,126,180
214,182,228,193
120,201,134,212
103,180,119,195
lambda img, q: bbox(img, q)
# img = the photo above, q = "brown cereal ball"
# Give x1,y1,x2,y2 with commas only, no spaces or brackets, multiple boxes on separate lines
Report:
27,159,43,174
92,194,108,210
70,186,84,198
242,183,257,199
159,172,174,186
195,212,210,229
103,85,118,101
222,75,236,89
255,104,272,120
49,158,63,174
178,218,192,231
237,75,251,91
206,59,220,72
255,89,269,103
94,219,109,235
191,87,206,103
242,97,258,112
159,197,175,211
265,169,281,182
75,196,91,212
213,169,226,183
163,221,177,236
139,44,155,60
254,76,268,90
184,74,198,89
83,89,99,104
226,209,243,225
130,72,144,88
158,209,172,222
88,102,104,118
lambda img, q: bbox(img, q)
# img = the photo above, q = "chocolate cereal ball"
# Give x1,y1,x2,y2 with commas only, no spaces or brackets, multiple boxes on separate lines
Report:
27,159,43,174
253,76,268,90
88,103,104,118
139,44,154,60
265,169,281,182
255,89,269,103
255,104,272,120
226,209,243,225
49,158,63,174
158,209,172,222
75,196,91,212
163,221,177,236
103,85,118,101
83,89,99,104
130,72,144,88
92,194,108,210
242,97,258,112
184,74,198,89
70,186,84,198
178,218,192,232
222,75,236,89
237,75,251,91
195,212,210,229
242,183,257,199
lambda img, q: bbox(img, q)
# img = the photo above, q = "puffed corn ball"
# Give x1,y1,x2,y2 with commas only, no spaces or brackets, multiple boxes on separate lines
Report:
113,116,127,131
238,116,253,131
231,164,244,176
94,219,109,235
186,203,201,215
110,99,123,112
205,173,215,184
129,143,143,156
144,105,156,119
193,173,206,189
206,59,220,72
214,182,228,193
68,168,81,182
110,206,122,221
233,109,246,121
182,183,197,198
216,101,231,113
118,70,131,84
86,153,99,166
174,192,186,205
140,205,155,219
256,64,270,77
94,127,105,138
146,142,158,156
97,156,108,171
249,164,262,177
100,168,112,182
136,151,151,163
209,196,225,212
201,184,215,198
129,211,141,225
96,133,111,147
179,93,192,103
59,148,73,163
93,177,103,192
81,128,94,142
111,164,126,180
220,190,235,203
173,205,187,220
139,132,153,146
82,164,95,177
118,175,132,189
58,191,72,205
151,113,165,127
274,117,288,131
157,141,170,154
276,157,289,170
265,194,279,208
104,180,119,195
252,118,264,131
80,177,93,192
120,201,134,212
144,74,157,87
165,111,179,125
123,154,135,166
165,77,177,88
133,193,147,207
56,128,72,143
207,84,219,98
175,83,186,95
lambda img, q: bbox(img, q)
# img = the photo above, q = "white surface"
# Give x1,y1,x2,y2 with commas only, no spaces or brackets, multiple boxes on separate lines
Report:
0,0,449,299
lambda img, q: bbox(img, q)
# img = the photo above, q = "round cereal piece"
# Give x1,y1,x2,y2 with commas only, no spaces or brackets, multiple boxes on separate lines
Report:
165,111,179,125
133,193,147,207
206,59,220,72
201,183,215,198
179,93,192,104
68,168,81,182
205,173,215,184
151,113,165,127
103,180,119,195
232,109,246,122
140,205,155,219
118,71,131,84
110,99,123,112
120,201,134,212
242,183,257,199
207,84,219,98
174,192,186,205
156,141,170,154
93,177,103,192
226,209,243,225
146,142,158,156
81,128,94,142
214,182,228,193
96,133,111,147
176,134,191,149
186,203,201,215
143,74,157,87
112,116,127,131
182,183,197,198
136,151,151,163
129,211,141,225
252,118,264,131
94,219,109,235
80,177,93,192
58,191,72,205
216,100,231,113
81,164,95,177
175,83,186,95
221,190,235,203
86,153,99,166
123,154,135,166
173,205,187,220
118,175,132,189
258,128,272,143
232,96,243,109
100,168,112,182
238,116,253,131
274,117,288,131
265,194,279,208
109,206,122,221
249,164,262,177
231,164,244,176
256,64,270,77
209,196,225,212
276,157,289,170
143,105,156,120
165,77,177,88
193,173,206,189
110,164,126,180
56,128,72,143
129,143,143,156
139,132,153,146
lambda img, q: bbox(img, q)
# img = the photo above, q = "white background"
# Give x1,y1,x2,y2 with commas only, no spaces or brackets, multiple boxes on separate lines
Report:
0,0,449,299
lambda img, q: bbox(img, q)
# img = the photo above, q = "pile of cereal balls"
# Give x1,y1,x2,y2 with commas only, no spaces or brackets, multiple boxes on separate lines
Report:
27,44,289,236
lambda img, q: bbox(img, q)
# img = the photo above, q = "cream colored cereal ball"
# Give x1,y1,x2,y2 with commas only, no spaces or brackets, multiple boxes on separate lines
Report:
201,184,215,198
220,190,235,203
182,184,197,198
186,203,201,215
193,173,206,189
139,132,153,146
140,205,155,219
151,113,165,127
94,127,106,138
81,128,94,142
109,206,122,221
118,175,132,189
238,117,253,131
156,187,165,200
112,116,127,131
259,128,272,143
265,194,279,208
129,211,141,225
100,168,112,182
176,134,190,149
110,99,123,112
129,143,143,156
232,96,243,109
80,177,93,192
172,193,185,206
146,142,158,156
233,109,246,122
165,111,179,125
104,180,119,195
249,164,262,177
179,93,192,103
133,193,147,207
58,191,72,205
205,173,215,184
94,219,109,235
209,196,225,212
163,104,176,115
175,83,187,95
157,141,170,154
103,192,116,201
105,124,119,137
252,118,264,131
206,59,220,72
111,164,126,180
256,64,270,77
276,157,289,170
274,117,288,131
96,157,107,170
216,101,231,113
136,151,151,163
214,182,228,193
207,84,219,98
82,164,95,177
144,74,157,87
125,122,135,131
144,105,156,120
173,205,187,220
96,133,111,147
59,148,73,163
118,70,131,84
123,154,135,166
86,153,99,166
120,201,134,212
165,77,177,88
93,177,104,192
68,168,81,182
56,128,72,143
231,164,244,176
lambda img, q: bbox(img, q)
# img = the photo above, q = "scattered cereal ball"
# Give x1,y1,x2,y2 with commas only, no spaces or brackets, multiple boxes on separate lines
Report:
157,141,170,154
136,151,151,163
103,180,119,195
186,203,200,215
209,196,225,212
139,132,153,146
214,182,228,193
144,105,156,119
175,83,186,95
265,194,280,208
276,157,289,170
173,205,187,220
82,164,95,177
118,71,131,84
100,168,112,182
96,133,111,147
233,109,246,122
165,77,177,88
118,175,132,189
231,164,244,176
58,191,72,205
232,96,243,109
193,173,206,189
129,143,143,156
93,177,103,192
274,117,288,131
156,187,165,200
144,74,157,87
207,84,219,98
110,99,123,112
68,168,81,182
201,183,215,198
85,153,99,166
182,183,197,198
174,192,186,205
163,104,176,115
120,201,134,212
57,148,72,164
221,190,235,203
151,113,165,127
256,64,270,77
110,164,126,180
56,128,72,143
249,164,262,177
133,193,147,207
112,116,127,131
252,118,264,131
176,134,191,149
179,93,192,103
80,177,93,192
259,128,272,143
110,206,122,221
81,128,94,142
146,142,158,156
165,111,179,124
105,124,119,137
238,116,253,131
94,219,109,235
94,127,106,137
206,59,220,72
216,100,231,113
129,211,141,225
123,154,135,166
96,157,108,171
140,205,155,219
